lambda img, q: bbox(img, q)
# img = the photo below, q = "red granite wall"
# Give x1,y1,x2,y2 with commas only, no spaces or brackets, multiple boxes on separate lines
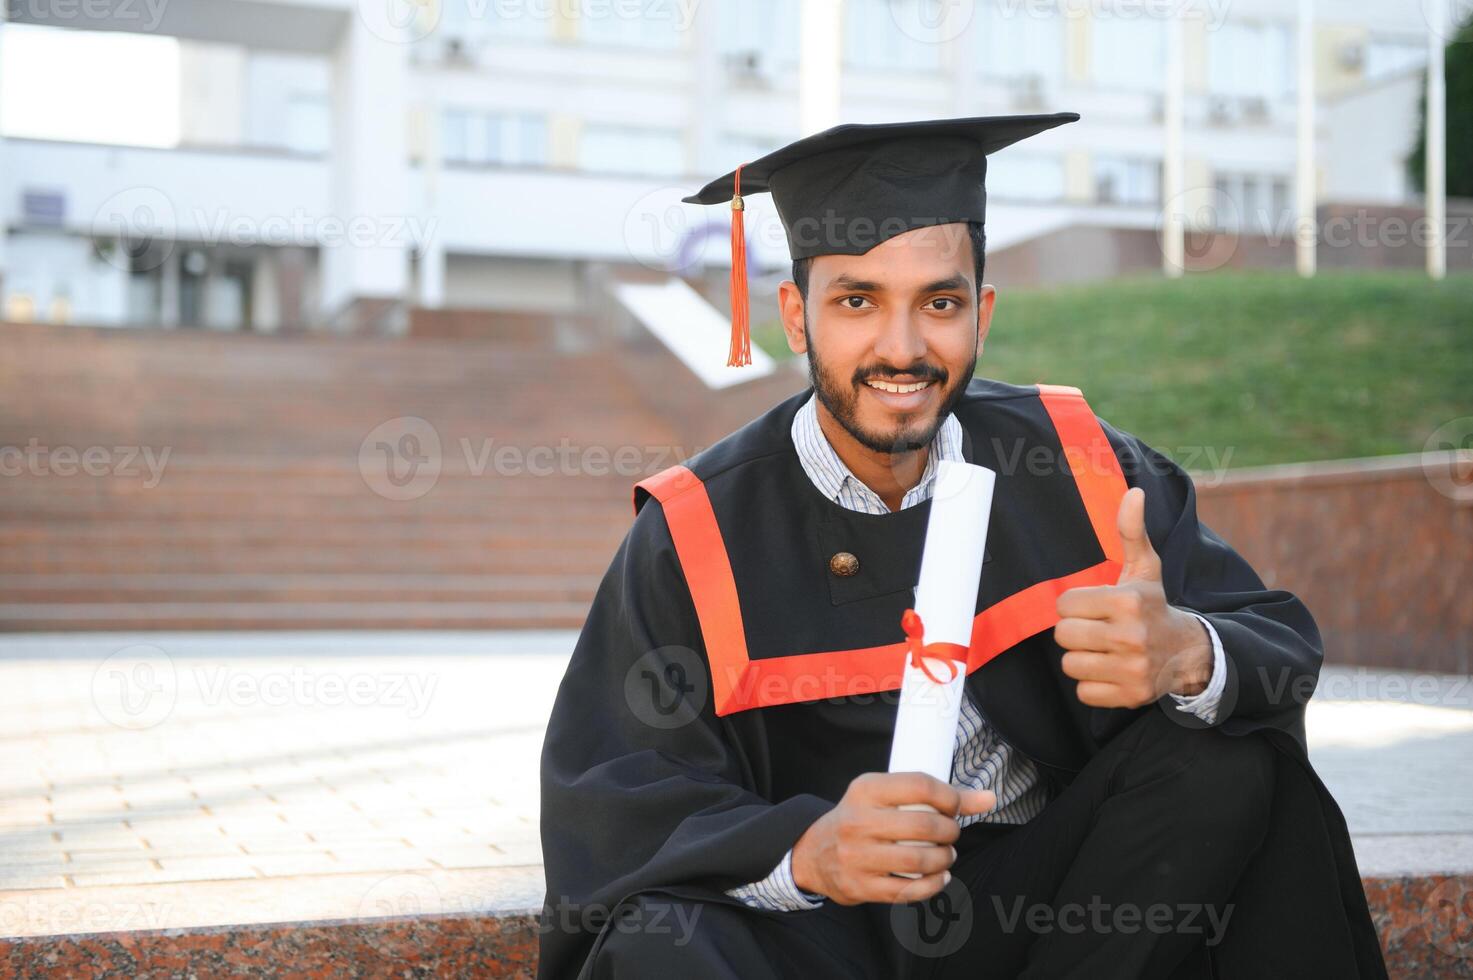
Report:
1196,453,1473,675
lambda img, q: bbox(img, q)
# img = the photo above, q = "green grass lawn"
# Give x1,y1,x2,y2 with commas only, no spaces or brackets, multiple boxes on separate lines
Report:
754,271,1473,469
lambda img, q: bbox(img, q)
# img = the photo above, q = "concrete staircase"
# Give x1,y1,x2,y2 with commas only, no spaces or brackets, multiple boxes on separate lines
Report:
0,320,800,630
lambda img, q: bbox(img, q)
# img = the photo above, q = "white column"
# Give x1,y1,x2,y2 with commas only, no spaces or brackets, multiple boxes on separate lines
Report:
322,12,411,327
800,0,843,135
1426,0,1447,281
159,248,181,328
0,3,9,305
947,8,977,117
418,97,445,310
1295,0,1317,278
690,0,724,174
1161,13,1186,278
252,250,281,332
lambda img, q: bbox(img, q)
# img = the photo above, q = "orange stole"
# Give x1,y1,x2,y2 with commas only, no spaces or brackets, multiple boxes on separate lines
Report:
632,385,1126,717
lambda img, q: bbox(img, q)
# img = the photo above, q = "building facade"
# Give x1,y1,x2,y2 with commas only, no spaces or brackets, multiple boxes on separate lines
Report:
0,0,1441,331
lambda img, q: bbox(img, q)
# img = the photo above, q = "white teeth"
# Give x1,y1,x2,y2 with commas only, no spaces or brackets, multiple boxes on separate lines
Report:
865,379,932,394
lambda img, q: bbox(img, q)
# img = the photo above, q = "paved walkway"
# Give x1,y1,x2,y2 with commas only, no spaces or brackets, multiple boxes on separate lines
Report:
1,632,1471,938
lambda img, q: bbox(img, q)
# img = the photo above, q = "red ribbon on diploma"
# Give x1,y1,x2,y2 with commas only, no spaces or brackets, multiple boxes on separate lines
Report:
900,609,969,686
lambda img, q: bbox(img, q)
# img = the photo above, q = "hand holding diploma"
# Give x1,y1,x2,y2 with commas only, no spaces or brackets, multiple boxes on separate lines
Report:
790,773,994,905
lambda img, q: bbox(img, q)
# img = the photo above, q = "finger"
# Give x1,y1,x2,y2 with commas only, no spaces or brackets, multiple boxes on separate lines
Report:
863,843,957,878
863,772,961,815
1074,680,1133,708
958,789,995,816
1056,585,1120,621
871,809,962,846
1060,650,1120,683
1117,487,1162,583
1054,616,1113,653
1059,586,1149,625
879,871,951,905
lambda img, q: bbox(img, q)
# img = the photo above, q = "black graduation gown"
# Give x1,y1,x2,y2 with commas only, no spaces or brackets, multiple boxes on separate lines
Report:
537,378,1384,979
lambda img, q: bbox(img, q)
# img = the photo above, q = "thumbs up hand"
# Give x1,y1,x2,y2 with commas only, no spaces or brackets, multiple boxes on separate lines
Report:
1055,488,1214,709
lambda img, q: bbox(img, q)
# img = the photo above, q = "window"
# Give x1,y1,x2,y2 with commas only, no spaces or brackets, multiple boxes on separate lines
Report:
441,109,548,167
1208,22,1293,99
578,1,682,49
579,125,685,177
283,93,330,156
843,0,944,72
1212,172,1292,235
977,0,1063,82
986,153,1065,202
719,133,799,167
1093,156,1160,206
1365,38,1427,82
719,0,800,69
244,53,331,154
440,0,552,43
1091,17,1163,91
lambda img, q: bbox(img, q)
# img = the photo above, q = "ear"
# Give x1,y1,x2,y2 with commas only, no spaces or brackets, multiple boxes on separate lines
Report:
976,284,996,354
778,280,808,355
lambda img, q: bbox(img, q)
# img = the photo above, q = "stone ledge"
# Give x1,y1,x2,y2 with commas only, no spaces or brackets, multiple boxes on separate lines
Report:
2,872,1469,979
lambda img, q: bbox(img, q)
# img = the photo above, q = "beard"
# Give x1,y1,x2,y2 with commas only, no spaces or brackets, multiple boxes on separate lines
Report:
804,318,976,455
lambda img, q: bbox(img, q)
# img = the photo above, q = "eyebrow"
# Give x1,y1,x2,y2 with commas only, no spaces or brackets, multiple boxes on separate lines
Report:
827,274,883,293
920,276,969,293
825,274,970,294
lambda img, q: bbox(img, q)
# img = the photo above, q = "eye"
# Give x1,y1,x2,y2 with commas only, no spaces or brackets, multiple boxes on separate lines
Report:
839,295,874,310
927,297,961,312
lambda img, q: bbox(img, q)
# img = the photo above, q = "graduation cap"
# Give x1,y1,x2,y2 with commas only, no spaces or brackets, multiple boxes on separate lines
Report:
684,112,1080,367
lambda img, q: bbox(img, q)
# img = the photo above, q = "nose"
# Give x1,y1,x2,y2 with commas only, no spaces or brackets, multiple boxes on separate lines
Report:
870,308,928,369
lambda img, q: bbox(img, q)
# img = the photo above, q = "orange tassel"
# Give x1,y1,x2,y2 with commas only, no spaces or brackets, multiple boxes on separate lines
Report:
727,164,751,367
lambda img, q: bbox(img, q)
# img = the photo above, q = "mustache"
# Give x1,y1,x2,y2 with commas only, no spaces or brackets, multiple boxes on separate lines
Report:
851,364,948,386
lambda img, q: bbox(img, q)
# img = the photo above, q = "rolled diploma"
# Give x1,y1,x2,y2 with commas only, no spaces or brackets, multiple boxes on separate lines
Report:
887,460,996,869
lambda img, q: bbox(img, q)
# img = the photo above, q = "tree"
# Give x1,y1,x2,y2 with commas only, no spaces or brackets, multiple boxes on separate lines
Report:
1409,14,1473,198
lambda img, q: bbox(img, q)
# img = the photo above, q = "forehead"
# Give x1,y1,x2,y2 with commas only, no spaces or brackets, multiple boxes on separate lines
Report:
808,223,973,284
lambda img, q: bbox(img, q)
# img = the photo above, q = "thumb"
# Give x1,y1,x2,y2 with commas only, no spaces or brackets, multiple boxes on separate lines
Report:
958,789,996,817
1116,487,1161,582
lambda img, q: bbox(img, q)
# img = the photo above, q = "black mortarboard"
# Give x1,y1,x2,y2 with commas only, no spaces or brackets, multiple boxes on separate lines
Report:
685,113,1079,366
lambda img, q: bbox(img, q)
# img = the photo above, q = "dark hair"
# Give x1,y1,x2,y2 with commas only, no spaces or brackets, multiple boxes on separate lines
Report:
791,221,987,300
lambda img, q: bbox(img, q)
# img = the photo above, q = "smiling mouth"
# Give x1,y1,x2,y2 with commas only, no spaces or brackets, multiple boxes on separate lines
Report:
863,379,935,394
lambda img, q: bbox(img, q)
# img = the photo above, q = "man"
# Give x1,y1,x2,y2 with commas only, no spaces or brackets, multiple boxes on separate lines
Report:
539,115,1386,978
